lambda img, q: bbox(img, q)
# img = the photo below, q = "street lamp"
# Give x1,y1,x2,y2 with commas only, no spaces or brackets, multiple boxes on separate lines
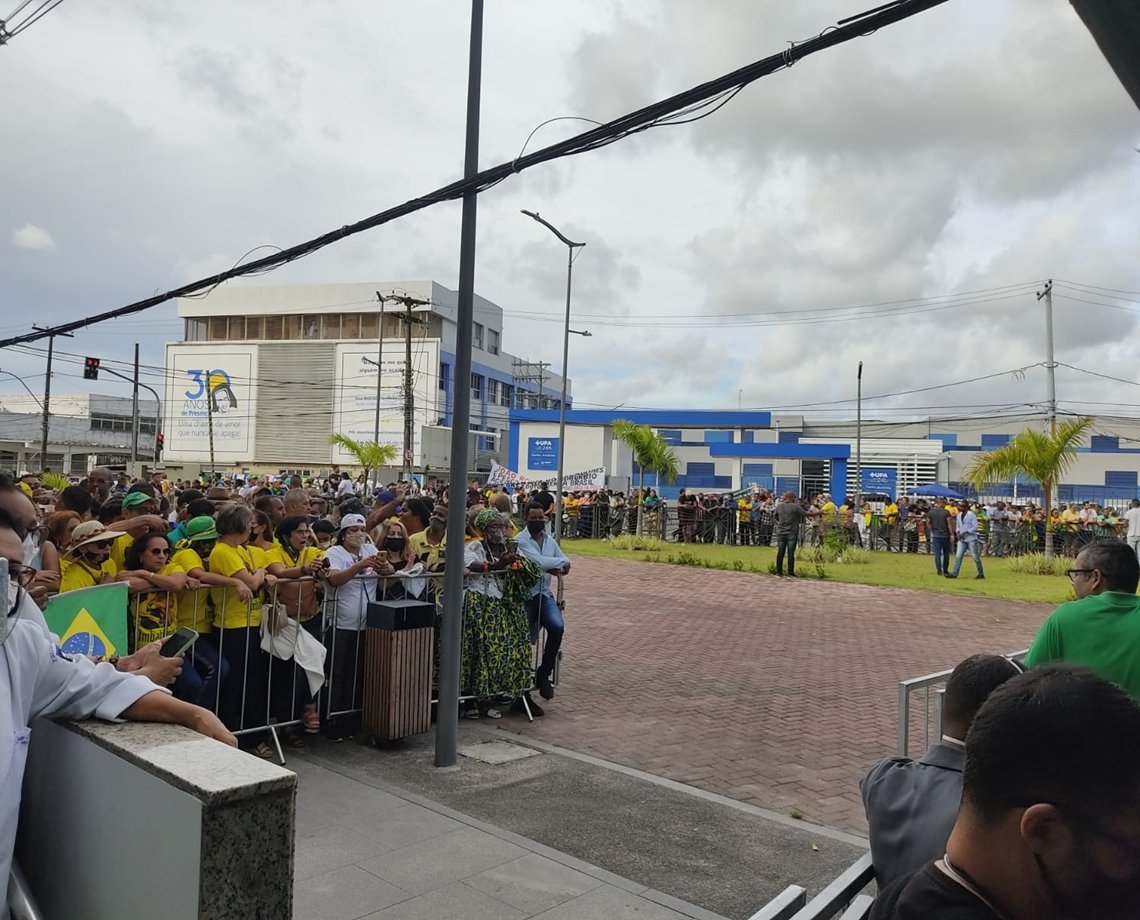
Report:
521,209,585,542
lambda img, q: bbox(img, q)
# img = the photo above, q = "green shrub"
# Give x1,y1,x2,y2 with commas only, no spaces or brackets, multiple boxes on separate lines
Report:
611,534,666,552
1006,553,1070,576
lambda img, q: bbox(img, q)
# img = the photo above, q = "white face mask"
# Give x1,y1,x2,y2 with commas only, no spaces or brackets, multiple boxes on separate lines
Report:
343,531,366,550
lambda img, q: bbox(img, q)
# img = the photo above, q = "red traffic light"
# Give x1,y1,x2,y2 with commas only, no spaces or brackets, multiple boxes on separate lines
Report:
83,357,101,380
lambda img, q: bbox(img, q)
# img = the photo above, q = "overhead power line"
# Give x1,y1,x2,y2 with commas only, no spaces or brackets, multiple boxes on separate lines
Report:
0,0,952,349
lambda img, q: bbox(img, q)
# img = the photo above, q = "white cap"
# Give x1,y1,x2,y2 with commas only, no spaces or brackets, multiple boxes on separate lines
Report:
339,513,367,531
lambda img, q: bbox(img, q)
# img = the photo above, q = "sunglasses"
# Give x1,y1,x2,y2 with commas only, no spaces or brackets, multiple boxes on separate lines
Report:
146,546,171,556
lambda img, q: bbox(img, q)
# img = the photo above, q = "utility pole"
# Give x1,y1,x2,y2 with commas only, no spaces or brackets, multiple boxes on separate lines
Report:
395,296,430,481
130,343,140,464
207,373,216,476
855,361,863,507
1037,279,1056,437
35,326,72,471
373,291,386,445
437,0,484,770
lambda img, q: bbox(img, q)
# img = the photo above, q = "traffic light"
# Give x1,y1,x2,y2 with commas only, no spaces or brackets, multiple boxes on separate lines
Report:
83,356,100,380
155,433,165,456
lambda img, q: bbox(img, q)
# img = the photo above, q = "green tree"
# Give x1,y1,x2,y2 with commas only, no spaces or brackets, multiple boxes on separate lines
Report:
612,419,680,535
329,433,398,493
965,417,1093,559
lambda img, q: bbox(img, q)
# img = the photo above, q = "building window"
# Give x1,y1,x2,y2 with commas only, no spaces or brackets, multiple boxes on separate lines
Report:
500,384,513,407
91,413,157,435
487,329,499,355
488,379,500,403
439,362,450,392
185,318,207,341
473,323,484,349
470,373,483,400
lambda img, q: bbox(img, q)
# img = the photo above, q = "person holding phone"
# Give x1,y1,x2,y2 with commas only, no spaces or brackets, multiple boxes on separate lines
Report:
320,513,389,741
117,532,194,650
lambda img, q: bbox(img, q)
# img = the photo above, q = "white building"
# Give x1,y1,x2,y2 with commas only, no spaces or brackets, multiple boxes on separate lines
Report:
163,281,568,474
0,393,159,474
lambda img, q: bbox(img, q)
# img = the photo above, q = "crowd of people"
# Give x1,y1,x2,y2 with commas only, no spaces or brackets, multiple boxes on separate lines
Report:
2,466,571,758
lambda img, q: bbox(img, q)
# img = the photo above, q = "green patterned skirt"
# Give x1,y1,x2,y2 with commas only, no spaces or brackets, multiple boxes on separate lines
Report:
461,590,533,699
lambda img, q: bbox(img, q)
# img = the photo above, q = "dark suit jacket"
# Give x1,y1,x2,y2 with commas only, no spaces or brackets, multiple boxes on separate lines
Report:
860,743,965,887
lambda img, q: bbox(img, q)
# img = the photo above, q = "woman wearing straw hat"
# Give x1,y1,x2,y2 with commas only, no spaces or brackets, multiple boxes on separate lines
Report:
59,520,128,592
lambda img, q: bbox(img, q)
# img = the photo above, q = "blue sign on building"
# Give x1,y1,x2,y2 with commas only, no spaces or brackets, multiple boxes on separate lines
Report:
527,437,559,470
861,467,897,497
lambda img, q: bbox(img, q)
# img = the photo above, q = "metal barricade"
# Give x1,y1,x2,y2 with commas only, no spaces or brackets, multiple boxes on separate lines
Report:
897,650,1027,757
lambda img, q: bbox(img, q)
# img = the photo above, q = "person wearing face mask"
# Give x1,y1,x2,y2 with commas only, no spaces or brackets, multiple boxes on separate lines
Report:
516,502,570,706
410,506,448,575
871,664,1140,920
59,521,128,592
311,518,336,551
462,509,540,719
0,507,237,900
320,513,391,741
374,520,417,600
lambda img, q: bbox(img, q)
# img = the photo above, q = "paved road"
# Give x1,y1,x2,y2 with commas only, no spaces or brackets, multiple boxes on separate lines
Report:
505,556,1053,833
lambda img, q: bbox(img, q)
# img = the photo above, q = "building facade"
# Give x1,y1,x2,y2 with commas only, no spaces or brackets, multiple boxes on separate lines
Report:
508,409,1140,504
163,281,568,474
0,393,159,474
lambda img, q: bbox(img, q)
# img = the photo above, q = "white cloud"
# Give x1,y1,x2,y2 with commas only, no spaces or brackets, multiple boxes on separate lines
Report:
10,223,56,251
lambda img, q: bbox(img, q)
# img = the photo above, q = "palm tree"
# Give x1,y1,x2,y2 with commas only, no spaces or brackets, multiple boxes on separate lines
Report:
329,433,398,494
965,417,1093,559
612,419,680,535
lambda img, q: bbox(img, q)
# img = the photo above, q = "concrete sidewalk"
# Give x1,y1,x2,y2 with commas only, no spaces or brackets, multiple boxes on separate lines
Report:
291,750,726,920
289,724,869,920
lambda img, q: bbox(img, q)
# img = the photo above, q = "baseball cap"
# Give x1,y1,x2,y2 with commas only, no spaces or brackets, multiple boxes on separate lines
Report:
69,520,127,552
339,513,367,531
122,491,158,510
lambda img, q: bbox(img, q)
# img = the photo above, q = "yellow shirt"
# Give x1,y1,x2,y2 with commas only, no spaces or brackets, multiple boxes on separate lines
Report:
60,557,117,593
208,543,263,629
265,544,324,622
131,562,183,649
884,503,898,524
408,531,446,570
265,543,323,571
171,546,212,632
737,499,752,523
109,532,133,572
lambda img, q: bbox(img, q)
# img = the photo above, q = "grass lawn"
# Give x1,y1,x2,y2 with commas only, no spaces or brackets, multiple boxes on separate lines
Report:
562,538,1074,605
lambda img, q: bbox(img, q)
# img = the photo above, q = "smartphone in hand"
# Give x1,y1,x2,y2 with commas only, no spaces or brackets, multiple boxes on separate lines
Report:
160,627,199,658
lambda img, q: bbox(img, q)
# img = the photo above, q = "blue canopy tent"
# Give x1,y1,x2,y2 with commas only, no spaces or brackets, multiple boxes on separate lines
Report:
908,483,965,500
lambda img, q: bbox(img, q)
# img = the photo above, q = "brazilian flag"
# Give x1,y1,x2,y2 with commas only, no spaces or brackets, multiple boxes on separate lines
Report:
44,583,129,658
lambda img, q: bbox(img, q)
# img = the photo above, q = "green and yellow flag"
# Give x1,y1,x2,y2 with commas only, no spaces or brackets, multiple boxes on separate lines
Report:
44,583,129,658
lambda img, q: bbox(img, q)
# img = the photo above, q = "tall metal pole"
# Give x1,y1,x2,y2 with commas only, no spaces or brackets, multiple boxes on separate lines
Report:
436,0,483,769
554,246,575,540
207,374,215,476
130,342,140,464
39,333,54,470
374,291,385,445
855,361,863,507
520,210,584,541
403,298,414,482
1038,279,1056,436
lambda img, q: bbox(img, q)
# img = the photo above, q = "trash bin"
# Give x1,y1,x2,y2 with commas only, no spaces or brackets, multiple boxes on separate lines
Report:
362,598,435,741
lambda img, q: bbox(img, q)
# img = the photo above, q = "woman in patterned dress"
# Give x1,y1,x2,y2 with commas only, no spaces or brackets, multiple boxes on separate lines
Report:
462,509,540,719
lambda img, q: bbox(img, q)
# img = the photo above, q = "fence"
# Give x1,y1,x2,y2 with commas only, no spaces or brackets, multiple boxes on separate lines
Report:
747,852,874,920
112,566,565,763
896,649,1027,758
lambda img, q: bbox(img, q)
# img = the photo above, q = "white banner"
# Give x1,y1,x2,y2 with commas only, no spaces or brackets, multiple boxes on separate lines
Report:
487,461,605,492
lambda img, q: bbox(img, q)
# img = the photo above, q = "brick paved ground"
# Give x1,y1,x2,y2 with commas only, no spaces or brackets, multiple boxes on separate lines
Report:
503,556,1053,834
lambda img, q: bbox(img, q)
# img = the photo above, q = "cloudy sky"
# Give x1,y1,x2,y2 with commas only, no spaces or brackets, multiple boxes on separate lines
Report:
2,0,1138,431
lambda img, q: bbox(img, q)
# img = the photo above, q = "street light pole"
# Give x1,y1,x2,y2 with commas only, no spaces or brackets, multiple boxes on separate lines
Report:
521,209,585,542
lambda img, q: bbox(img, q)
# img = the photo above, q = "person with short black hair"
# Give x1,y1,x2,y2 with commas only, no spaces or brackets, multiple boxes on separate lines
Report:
58,484,94,520
516,502,570,711
1025,540,1140,699
871,665,1140,919
862,654,1023,887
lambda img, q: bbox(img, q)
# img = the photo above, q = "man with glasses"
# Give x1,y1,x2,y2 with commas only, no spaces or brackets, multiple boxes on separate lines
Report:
1024,540,1140,699
871,665,1140,918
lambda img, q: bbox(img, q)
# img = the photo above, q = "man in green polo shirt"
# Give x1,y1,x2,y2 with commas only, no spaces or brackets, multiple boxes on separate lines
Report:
1025,540,1140,698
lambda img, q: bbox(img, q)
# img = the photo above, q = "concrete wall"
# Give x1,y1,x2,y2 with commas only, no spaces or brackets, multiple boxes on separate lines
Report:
18,719,295,920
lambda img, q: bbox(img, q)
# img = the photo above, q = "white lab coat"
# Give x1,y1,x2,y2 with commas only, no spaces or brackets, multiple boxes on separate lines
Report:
1,594,161,912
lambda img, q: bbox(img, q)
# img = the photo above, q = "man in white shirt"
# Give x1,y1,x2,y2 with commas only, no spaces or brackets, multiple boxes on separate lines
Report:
0,509,237,901
1125,499,1140,561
